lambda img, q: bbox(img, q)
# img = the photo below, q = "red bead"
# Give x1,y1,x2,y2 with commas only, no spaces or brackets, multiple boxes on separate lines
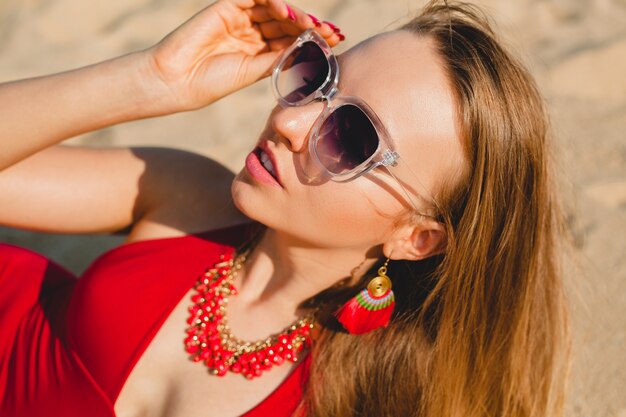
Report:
184,257,314,380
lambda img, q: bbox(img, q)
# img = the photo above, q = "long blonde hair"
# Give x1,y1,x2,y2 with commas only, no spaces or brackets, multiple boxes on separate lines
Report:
298,2,570,416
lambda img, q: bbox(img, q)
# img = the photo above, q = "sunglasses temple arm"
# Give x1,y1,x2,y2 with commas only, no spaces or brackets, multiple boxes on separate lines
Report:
350,149,400,180
381,163,423,213
383,150,444,219
331,161,379,183
379,151,421,212
352,153,421,212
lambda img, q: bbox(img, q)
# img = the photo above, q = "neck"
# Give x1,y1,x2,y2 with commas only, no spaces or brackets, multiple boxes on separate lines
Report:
235,227,381,316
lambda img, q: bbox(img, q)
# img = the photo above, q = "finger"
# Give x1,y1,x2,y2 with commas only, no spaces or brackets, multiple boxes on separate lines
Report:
230,0,284,16
246,2,290,23
240,50,285,84
249,1,346,46
281,4,343,42
282,3,315,28
230,0,270,8
247,5,274,23
259,20,302,39
268,0,290,19
261,21,345,47
246,2,312,30
316,21,340,38
324,32,344,48
267,36,298,51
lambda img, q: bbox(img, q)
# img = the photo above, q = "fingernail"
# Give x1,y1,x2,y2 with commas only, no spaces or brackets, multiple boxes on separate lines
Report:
286,5,296,21
307,13,322,27
324,21,341,33
337,33,346,41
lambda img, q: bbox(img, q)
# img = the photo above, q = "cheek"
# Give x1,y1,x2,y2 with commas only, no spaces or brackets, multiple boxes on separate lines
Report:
296,177,410,247
303,187,379,245
231,172,400,248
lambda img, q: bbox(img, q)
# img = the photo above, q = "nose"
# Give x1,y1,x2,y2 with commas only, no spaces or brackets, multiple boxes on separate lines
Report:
270,100,326,153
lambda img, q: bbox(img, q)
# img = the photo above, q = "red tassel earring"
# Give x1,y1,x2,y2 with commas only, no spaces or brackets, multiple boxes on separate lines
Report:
334,257,395,335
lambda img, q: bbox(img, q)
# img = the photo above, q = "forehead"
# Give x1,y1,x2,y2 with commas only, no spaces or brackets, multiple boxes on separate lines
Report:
337,31,455,143
337,30,461,199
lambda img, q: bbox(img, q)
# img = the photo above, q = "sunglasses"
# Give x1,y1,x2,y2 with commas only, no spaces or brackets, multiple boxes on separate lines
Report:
271,29,431,213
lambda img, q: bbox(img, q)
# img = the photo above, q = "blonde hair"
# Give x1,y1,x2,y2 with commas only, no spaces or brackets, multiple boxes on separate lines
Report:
297,2,570,416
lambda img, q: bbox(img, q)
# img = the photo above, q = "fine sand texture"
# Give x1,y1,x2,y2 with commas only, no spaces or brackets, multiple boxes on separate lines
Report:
0,0,624,416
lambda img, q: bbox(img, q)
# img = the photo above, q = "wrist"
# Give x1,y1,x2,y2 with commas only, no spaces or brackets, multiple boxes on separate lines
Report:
130,49,186,116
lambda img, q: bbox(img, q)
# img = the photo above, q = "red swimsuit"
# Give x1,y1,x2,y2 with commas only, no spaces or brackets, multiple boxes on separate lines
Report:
0,223,309,417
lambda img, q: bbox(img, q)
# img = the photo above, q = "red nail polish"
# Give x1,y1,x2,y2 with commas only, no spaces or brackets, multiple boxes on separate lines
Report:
324,21,341,33
286,5,296,21
307,13,322,27
337,33,346,41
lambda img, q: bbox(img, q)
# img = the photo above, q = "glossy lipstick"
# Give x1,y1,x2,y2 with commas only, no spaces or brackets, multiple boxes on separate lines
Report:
245,146,282,187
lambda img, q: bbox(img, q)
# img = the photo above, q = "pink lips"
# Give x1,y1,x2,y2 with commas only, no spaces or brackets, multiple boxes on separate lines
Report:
244,144,282,187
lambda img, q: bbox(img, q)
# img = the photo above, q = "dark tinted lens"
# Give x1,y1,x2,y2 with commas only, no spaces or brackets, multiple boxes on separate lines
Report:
316,104,379,175
277,41,329,103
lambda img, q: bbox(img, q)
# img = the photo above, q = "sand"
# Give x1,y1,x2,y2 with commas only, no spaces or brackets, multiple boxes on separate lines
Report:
0,0,624,415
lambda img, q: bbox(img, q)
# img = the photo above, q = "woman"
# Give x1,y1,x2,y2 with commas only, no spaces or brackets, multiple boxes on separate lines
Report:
0,0,569,416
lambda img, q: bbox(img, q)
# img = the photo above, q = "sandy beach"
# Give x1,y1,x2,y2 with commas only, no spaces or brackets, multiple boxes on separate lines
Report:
1,0,624,415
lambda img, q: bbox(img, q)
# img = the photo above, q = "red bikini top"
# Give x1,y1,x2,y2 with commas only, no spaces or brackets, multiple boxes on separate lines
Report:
0,222,309,417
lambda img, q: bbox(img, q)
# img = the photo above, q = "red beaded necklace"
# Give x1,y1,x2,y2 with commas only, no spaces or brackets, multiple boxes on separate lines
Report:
184,250,315,379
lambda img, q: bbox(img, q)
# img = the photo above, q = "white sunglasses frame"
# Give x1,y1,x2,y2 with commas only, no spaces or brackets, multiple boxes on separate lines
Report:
271,29,400,183
271,29,436,215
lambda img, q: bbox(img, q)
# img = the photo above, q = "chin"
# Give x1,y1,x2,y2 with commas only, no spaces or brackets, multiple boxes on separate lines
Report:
231,172,305,242
230,170,271,226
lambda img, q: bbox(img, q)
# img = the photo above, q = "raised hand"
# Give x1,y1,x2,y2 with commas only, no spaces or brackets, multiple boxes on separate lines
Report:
145,0,343,111
0,0,343,171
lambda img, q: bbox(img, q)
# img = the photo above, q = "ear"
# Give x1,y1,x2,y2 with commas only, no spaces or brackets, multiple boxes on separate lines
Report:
383,218,447,261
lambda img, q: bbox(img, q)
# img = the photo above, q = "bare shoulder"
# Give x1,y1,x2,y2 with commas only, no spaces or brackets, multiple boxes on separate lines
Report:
124,147,249,244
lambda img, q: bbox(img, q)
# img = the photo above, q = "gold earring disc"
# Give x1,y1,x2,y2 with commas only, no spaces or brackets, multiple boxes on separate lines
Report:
367,275,392,297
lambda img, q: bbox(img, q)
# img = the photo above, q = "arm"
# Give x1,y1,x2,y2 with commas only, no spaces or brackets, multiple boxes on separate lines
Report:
0,53,166,171
0,0,340,235
0,144,242,235
0,0,340,172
